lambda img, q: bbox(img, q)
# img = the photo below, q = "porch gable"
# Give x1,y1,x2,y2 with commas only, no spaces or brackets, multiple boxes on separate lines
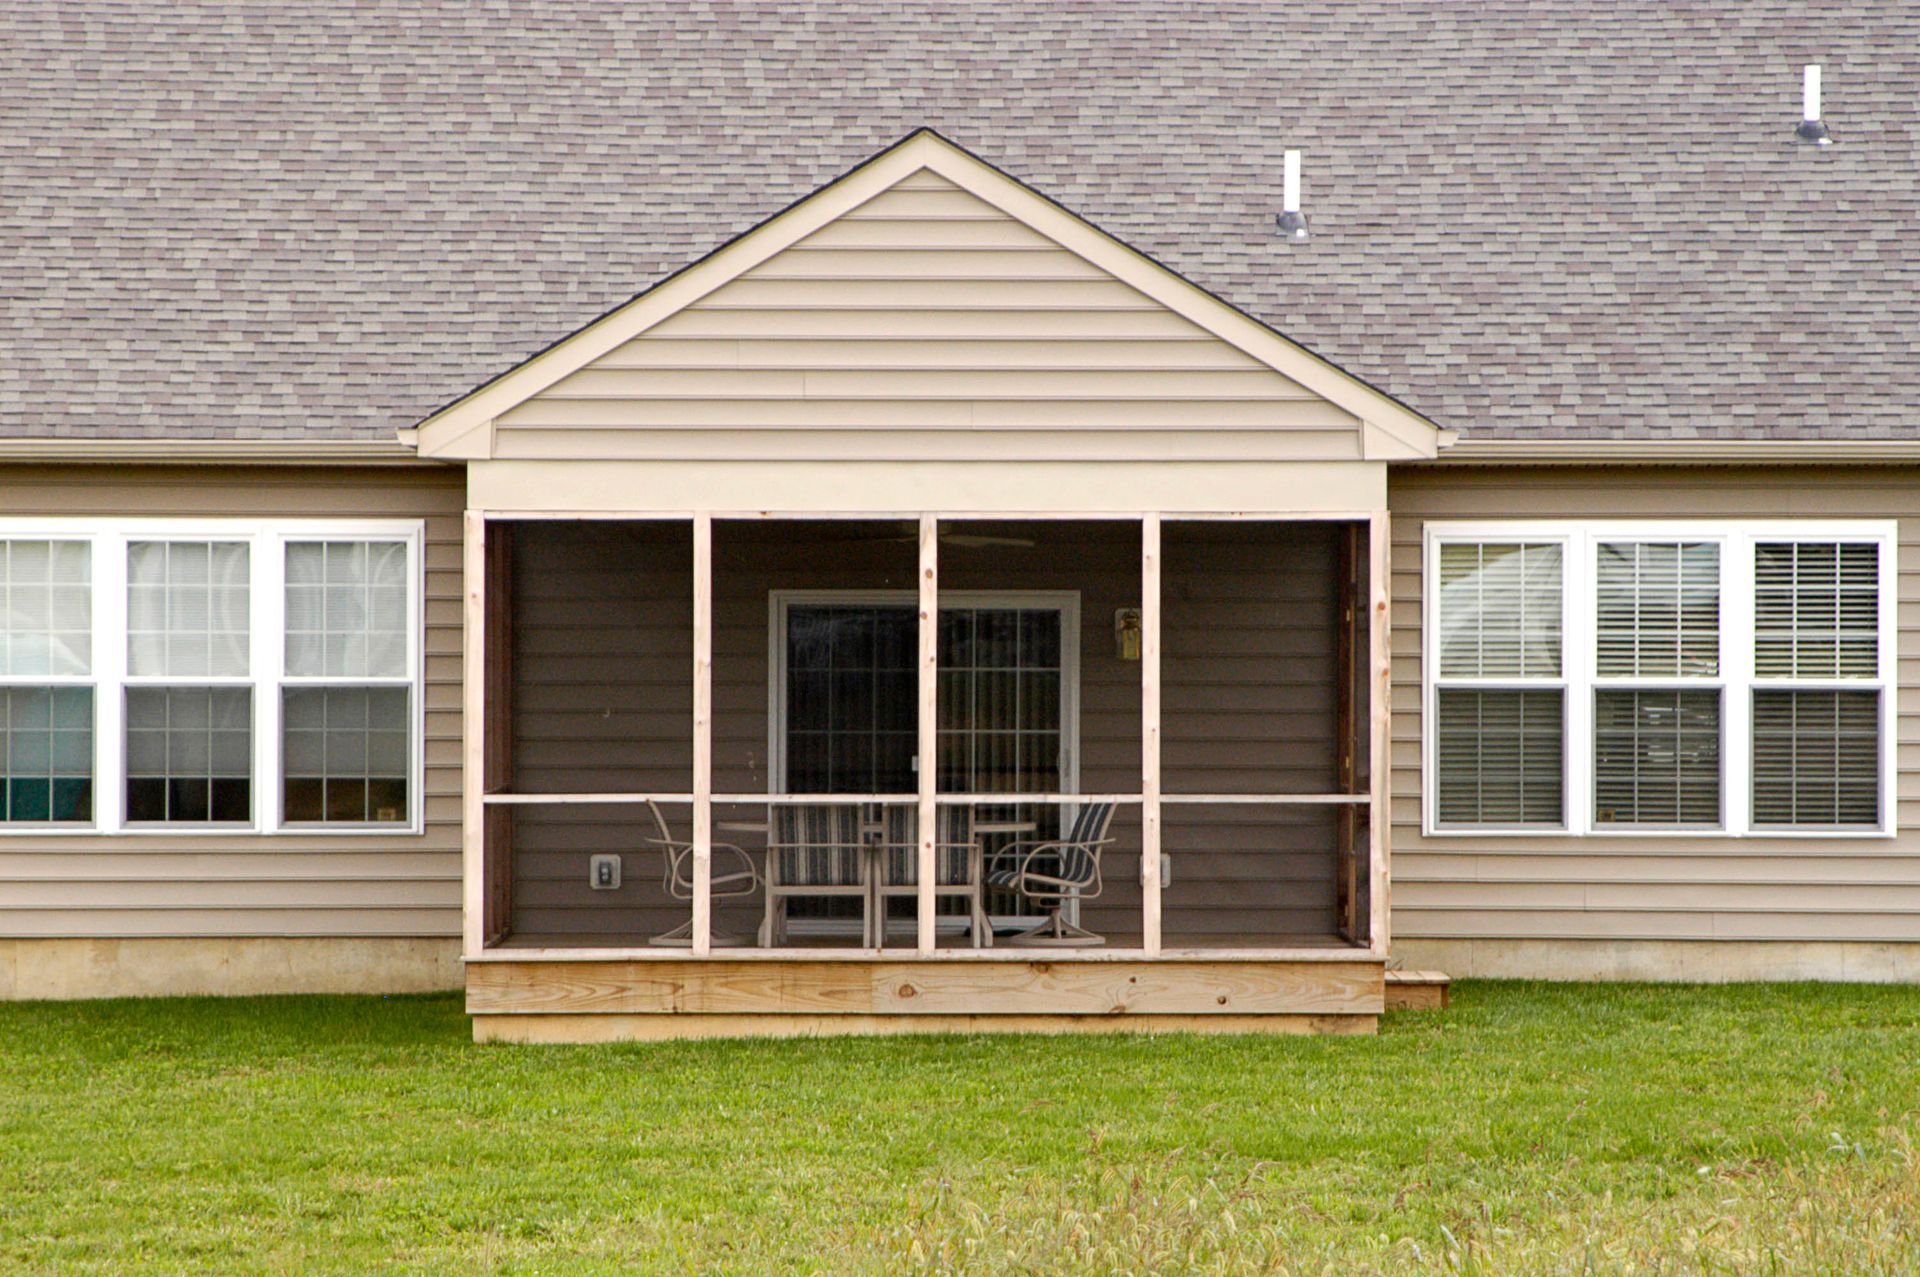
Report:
412,130,1441,465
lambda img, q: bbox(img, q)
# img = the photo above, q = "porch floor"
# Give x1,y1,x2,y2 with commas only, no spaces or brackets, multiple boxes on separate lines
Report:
491,931,1357,953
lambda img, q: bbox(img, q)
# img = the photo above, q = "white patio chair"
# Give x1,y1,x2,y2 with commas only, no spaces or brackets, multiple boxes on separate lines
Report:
873,804,990,948
643,800,762,947
761,803,871,947
985,801,1116,947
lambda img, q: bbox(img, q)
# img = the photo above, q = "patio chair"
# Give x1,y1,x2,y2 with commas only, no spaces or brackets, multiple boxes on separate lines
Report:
873,804,990,948
643,800,762,947
761,803,872,947
985,801,1116,947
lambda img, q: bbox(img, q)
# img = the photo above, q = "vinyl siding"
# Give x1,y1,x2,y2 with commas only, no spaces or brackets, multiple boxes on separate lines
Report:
489,168,1364,465
0,465,465,938
1389,464,1920,945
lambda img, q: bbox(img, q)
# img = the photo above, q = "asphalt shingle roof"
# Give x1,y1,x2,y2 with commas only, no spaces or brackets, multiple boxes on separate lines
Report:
4,1,1918,442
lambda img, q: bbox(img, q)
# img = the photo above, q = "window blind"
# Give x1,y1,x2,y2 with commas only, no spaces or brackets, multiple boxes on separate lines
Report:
1437,542,1562,677
1596,541,1719,677
1594,689,1721,826
1752,689,1880,827
1435,688,1564,826
1754,541,1879,679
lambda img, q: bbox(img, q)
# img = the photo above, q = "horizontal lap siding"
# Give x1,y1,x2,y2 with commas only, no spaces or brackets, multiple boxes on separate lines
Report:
0,465,465,938
1388,465,1920,944
490,169,1362,464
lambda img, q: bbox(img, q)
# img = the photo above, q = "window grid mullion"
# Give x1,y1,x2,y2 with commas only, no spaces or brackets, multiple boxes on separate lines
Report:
96,531,126,833
257,532,282,833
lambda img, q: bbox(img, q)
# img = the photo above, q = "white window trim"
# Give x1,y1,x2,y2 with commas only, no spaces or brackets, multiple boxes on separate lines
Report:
0,518,426,838
1422,519,1897,840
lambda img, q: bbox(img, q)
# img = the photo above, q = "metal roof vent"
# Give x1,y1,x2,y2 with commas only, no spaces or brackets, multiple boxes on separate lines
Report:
1797,64,1833,144
1276,150,1308,239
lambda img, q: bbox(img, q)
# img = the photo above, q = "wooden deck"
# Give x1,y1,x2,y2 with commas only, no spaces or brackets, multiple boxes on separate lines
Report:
466,951,1386,1040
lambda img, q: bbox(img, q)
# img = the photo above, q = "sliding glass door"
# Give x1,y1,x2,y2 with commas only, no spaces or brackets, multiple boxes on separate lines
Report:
776,594,1076,932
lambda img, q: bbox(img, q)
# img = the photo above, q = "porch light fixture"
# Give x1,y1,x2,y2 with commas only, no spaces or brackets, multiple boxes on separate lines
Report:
1114,607,1143,660
1276,149,1308,239
1797,64,1833,144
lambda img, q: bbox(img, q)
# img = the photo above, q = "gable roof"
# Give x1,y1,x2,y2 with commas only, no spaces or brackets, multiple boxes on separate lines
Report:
3,1,1917,444
415,130,1439,461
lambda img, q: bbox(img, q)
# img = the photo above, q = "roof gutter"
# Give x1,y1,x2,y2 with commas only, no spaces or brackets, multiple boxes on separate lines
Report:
0,439,440,466
1423,438,1920,466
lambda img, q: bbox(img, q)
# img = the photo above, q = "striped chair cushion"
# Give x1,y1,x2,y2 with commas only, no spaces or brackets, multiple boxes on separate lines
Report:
1057,801,1115,886
882,806,975,886
988,802,1115,889
771,804,866,886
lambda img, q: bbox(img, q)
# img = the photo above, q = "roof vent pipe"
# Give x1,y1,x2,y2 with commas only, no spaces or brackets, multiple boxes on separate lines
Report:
1797,64,1832,144
1276,150,1308,239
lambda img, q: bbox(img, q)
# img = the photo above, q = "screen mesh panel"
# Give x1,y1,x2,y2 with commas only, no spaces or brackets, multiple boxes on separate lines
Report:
1594,689,1721,826
1435,688,1564,827
1752,689,1880,827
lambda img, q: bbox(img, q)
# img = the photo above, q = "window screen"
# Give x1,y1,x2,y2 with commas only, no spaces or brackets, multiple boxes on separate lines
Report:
1752,690,1880,827
1435,688,1564,827
282,686,409,824
124,686,252,823
1,687,92,822
1594,689,1721,826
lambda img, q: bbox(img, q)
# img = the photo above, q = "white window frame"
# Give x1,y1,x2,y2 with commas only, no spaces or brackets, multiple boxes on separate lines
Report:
1423,519,1896,839
0,518,425,837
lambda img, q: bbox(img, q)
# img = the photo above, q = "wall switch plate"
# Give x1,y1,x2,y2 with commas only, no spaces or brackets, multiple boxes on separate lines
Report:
589,854,622,890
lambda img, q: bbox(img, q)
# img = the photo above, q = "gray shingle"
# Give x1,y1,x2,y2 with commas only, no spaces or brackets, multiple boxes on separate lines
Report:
2,1,1917,442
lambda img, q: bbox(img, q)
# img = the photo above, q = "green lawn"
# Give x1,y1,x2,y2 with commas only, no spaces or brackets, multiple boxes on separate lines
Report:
2,984,1918,1274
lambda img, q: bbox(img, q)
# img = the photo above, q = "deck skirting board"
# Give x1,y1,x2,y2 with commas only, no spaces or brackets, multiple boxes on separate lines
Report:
465,957,1384,1027
473,1011,1378,1041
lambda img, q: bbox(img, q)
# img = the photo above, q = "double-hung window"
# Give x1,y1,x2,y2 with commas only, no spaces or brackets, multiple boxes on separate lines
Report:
0,520,423,835
0,540,94,824
1425,521,1894,837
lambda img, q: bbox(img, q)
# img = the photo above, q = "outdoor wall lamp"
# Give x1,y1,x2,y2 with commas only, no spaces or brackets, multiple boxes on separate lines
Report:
1114,607,1142,660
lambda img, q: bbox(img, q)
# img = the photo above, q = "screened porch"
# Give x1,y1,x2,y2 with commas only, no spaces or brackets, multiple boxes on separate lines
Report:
465,514,1387,959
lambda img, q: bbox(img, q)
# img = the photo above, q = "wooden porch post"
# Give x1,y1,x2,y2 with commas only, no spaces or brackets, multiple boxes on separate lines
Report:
1141,513,1162,956
917,514,939,954
461,511,486,959
692,513,714,957
1368,509,1391,955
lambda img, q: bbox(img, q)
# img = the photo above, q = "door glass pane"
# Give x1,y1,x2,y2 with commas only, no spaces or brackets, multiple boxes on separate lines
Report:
785,606,916,793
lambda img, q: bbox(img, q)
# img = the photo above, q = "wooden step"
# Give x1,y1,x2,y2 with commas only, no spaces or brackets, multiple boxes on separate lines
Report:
1384,969,1451,1011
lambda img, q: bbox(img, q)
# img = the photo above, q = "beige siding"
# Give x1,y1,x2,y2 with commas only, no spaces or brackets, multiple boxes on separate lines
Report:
490,169,1364,464
1389,464,1920,945
0,465,465,939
